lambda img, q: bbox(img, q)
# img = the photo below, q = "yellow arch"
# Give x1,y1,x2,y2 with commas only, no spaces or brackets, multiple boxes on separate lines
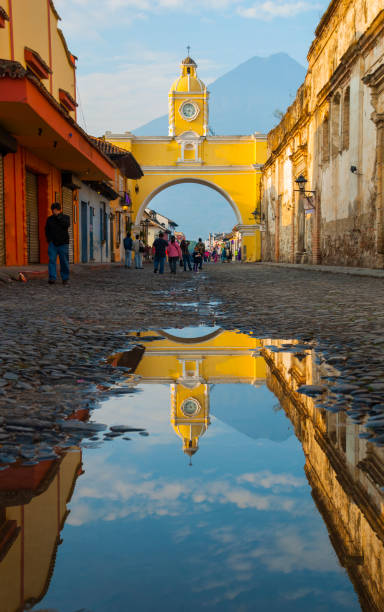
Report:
135,178,242,225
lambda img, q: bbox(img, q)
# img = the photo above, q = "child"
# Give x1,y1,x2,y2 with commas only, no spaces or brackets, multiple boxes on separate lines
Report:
193,245,202,272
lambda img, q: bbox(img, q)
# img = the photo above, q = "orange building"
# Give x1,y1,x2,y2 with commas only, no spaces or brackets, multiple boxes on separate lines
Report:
0,0,120,266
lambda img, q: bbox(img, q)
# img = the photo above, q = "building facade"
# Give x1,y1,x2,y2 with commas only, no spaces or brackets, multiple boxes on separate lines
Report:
0,1,143,268
261,1,384,268
0,0,117,267
106,56,267,262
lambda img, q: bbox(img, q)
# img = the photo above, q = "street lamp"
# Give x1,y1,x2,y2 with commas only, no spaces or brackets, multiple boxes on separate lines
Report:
250,207,261,223
294,174,316,195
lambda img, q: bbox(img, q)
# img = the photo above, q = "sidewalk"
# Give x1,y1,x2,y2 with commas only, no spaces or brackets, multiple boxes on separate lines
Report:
0,262,123,282
257,261,384,279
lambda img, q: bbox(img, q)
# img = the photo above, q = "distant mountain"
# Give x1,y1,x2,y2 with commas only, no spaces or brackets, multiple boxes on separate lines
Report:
134,53,305,136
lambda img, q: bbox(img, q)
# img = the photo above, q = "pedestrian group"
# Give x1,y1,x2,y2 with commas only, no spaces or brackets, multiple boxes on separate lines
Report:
123,232,210,275
44,200,238,285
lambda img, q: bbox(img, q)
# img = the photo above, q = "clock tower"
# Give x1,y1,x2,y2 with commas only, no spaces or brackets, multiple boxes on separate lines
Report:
168,56,209,140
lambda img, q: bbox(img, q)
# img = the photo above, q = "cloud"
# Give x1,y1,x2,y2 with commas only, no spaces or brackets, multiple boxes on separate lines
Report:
68,453,305,526
238,1,322,20
238,471,305,489
76,51,221,134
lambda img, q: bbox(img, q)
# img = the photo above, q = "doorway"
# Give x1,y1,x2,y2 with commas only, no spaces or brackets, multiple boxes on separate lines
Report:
81,201,88,263
26,171,39,263
89,207,94,261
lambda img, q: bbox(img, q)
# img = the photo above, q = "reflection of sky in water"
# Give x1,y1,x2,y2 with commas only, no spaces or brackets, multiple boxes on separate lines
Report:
38,383,360,612
161,325,221,338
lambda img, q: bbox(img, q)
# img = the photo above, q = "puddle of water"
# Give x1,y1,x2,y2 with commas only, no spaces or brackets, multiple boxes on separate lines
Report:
1,328,384,610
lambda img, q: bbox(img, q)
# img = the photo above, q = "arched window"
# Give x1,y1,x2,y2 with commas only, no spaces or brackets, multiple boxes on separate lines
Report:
322,115,330,163
342,87,350,151
331,93,341,157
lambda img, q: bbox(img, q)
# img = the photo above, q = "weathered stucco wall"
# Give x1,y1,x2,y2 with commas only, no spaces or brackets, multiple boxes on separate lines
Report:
261,0,384,268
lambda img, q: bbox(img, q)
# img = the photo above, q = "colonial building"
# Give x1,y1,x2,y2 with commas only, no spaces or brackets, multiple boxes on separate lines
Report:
84,138,143,264
0,1,142,268
261,0,384,268
105,56,267,262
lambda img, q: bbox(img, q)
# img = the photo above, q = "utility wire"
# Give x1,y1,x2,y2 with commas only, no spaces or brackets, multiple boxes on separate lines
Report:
76,82,88,133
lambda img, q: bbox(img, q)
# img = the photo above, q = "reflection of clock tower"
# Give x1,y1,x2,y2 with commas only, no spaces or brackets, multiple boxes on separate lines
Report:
170,358,211,460
169,56,209,162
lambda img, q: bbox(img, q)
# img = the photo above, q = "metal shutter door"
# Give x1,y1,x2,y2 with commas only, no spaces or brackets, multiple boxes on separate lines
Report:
26,171,39,263
62,187,74,263
0,155,4,265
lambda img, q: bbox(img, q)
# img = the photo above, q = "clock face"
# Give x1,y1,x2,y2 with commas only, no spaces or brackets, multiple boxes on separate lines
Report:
182,102,197,120
181,398,200,417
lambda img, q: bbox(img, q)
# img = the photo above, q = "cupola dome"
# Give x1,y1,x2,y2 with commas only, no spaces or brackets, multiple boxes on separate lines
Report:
170,56,206,94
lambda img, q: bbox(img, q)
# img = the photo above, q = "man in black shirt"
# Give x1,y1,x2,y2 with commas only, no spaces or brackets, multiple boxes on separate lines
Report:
45,202,70,285
152,231,168,274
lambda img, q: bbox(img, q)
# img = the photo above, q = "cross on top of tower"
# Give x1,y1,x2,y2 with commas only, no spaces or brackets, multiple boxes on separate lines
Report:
187,45,190,55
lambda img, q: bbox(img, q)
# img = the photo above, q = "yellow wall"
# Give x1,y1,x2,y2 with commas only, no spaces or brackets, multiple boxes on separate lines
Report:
4,0,77,119
129,330,266,383
105,56,267,261
0,450,81,611
106,135,267,261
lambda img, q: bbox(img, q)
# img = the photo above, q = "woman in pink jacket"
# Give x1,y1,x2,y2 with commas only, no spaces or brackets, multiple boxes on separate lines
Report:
166,236,182,274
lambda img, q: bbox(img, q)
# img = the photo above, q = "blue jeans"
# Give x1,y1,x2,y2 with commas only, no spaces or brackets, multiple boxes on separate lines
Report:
182,253,192,270
48,242,69,281
125,250,132,268
135,253,143,268
154,255,166,274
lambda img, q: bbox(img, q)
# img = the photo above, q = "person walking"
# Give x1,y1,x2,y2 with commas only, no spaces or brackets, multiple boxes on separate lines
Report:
193,245,202,272
123,232,133,268
197,238,205,270
45,202,70,285
180,238,192,271
133,234,144,269
221,246,226,263
152,231,169,274
166,236,182,274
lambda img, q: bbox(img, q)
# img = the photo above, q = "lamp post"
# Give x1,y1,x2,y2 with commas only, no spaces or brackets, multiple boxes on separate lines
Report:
142,218,150,245
294,174,316,196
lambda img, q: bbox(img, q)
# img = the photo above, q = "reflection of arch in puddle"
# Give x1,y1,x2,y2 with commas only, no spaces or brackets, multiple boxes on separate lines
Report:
158,326,223,344
116,329,267,459
0,450,83,611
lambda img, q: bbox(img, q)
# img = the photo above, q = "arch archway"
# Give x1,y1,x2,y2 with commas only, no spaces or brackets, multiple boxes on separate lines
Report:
134,178,242,226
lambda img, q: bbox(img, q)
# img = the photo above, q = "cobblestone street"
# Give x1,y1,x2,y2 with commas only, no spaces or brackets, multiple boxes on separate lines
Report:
1,262,384,414
1,262,384,607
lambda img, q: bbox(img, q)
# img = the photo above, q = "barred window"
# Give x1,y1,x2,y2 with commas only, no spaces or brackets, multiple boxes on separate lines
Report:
331,93,341,157
342,87,350,151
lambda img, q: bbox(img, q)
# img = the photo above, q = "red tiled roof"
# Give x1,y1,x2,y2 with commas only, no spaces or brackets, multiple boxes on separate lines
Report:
0,7,9,21
90,136,144,179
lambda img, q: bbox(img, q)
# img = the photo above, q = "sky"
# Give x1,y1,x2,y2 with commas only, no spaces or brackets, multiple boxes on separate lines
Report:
54,0,330,239
55,0,329,135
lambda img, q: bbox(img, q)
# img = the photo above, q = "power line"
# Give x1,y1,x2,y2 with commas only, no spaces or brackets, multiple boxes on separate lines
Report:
76,82,88,133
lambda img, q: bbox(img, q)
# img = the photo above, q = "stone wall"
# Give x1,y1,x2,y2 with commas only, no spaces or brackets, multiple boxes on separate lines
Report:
261,0,384,268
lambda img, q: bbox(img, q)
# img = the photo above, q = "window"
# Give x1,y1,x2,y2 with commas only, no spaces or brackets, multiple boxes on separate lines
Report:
342,87,350,151
322,115,330,163
331,93,341,157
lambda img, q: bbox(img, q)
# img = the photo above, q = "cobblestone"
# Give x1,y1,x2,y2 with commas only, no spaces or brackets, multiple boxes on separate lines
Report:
1,262,384,460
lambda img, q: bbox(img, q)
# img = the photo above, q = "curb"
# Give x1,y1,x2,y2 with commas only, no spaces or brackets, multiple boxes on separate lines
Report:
0,263,123,283
256,262,384,279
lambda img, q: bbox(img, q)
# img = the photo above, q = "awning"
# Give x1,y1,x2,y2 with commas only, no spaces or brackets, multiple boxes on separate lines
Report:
83,180,120,201
0,60,115,181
